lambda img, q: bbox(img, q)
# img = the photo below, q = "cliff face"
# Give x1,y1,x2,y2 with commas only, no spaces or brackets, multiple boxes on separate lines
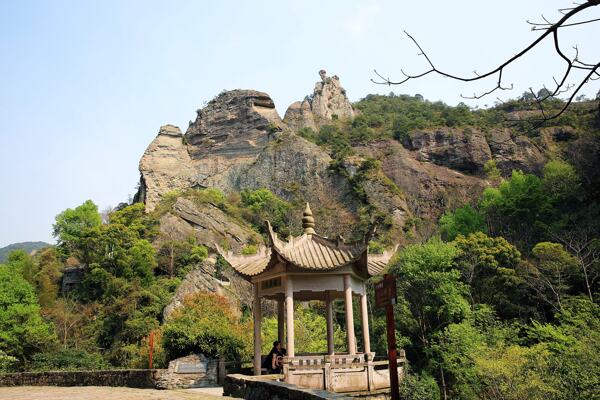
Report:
135,71,581,312
136,72,553,248
136,125,195,211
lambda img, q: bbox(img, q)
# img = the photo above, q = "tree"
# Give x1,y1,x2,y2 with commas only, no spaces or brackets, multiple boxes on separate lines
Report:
547,212,600,302
439,205,486,241
481,170,552,251
5,250,37,284
0,265,56,365
373,1,600,125
453,232,523,317
388,237,470,395
542,160,581,205
261,306,346,354
162,292,248,361
522,242,578,311
52,200,102,265
34,248,63,308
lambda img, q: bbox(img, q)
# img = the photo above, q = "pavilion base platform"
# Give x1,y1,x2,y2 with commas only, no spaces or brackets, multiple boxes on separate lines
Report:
223,353,406,399
283,353,406,394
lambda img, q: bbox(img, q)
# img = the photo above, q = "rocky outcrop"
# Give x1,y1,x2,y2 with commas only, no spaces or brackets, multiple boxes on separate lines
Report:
237,132,360,238
159,197,261,254
136,91,285,211
356,140,487,224
401,128,492,174
283,70,354,131
400,127,546,176
486,129,546,174
183,89,284,192
137,125,195,211
162,257,252,320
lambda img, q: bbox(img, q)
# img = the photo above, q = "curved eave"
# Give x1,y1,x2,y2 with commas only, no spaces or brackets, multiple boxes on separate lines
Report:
366,245,399,276
215,243,272,279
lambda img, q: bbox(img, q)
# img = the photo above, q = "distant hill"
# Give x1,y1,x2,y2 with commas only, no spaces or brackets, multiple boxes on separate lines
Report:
0,241,51,262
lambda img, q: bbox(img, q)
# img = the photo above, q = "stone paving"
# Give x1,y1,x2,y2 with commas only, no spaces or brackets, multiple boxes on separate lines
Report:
0,386,233,400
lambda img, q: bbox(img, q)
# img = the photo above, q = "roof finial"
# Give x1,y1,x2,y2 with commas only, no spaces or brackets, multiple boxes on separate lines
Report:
302,202,315,235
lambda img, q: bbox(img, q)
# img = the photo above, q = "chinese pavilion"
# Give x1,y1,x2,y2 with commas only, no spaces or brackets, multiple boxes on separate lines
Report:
218,203,400,392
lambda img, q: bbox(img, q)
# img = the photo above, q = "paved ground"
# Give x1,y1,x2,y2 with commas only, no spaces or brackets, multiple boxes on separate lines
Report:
0,386,233,400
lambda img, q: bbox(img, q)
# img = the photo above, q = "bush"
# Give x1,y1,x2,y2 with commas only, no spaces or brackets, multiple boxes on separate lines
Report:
0,350,18,372
162,293,247,361
30,349,109,371
398,372,441,400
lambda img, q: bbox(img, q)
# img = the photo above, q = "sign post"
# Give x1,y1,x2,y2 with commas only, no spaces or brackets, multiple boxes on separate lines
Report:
148,331,155,370
375,274,399,400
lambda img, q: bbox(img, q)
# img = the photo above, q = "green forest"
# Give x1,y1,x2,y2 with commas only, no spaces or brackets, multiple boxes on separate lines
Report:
1,93,599,400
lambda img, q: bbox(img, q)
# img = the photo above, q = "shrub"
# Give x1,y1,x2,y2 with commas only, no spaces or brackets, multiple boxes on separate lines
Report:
162,293,247,361
30,349,109,371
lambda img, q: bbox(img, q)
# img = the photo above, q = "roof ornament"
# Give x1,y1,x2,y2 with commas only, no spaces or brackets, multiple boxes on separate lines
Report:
302,202,315,235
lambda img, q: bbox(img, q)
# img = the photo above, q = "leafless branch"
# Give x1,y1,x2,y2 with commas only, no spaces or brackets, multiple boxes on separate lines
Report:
373,0,600,125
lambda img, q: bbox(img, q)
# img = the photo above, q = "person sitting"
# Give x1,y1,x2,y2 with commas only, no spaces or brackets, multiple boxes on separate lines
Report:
262,340,284,374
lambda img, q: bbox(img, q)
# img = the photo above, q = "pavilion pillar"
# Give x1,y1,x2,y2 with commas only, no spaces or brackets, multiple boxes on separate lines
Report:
277,296,285,344
343,274,356,355
253,282,262,375
326,292,335,355
360,284,371,354
285,277,295,357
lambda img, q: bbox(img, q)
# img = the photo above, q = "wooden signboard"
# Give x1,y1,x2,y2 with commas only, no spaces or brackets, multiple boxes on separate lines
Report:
375,274,397,309
375,274,399,400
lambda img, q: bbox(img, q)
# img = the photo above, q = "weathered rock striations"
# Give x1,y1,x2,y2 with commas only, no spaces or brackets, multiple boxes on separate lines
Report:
136,125,195,211
283,70,354,131
355,140,487,224
401,128,492,174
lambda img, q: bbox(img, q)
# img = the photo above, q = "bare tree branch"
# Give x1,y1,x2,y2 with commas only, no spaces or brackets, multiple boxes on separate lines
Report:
373,0,600,125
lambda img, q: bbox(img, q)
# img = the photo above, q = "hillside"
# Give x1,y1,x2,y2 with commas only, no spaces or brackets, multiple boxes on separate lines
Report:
0,241,50,262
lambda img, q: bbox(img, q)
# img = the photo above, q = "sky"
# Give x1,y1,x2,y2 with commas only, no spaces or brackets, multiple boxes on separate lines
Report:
0,0,598,247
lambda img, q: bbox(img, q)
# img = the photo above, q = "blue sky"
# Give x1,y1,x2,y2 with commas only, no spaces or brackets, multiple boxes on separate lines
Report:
0,0,598,247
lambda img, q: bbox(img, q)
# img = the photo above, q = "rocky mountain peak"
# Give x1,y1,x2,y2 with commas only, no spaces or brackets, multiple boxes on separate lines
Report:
284,70,355,131
185,89,283,158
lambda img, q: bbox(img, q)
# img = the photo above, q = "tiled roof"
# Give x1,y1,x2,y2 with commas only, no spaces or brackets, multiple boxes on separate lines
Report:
268,223,366,270
366,246,398,275
216,203,398,278
216,244,272,277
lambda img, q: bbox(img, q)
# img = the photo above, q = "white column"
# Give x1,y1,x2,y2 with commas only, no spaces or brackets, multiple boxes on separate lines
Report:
360,283,371,354
285,277,295,357
253,282,262,375
277,297,285,344
344,274,356,355
326,292,335,355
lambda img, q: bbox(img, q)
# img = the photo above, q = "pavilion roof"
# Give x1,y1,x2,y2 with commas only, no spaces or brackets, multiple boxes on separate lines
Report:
217,203,397,280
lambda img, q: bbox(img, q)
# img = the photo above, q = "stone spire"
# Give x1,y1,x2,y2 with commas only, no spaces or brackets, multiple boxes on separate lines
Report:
302,203,315,235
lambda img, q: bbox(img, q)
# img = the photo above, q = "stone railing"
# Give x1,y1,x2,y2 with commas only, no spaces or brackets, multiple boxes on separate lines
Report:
282,352,406,393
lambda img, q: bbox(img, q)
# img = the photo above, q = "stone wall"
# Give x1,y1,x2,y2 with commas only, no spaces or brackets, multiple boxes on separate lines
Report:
224,374,353,400
155,354,219,389
0,369,161,388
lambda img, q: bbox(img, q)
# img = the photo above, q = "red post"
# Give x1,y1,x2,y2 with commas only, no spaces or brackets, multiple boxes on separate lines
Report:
148,331,154,369
386,303,399,400
376,274,399,400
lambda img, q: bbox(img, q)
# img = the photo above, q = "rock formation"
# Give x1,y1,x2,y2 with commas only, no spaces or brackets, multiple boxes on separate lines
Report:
132,71,571,318
136,125,195,211
137,91,285,211
283,70,355,131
